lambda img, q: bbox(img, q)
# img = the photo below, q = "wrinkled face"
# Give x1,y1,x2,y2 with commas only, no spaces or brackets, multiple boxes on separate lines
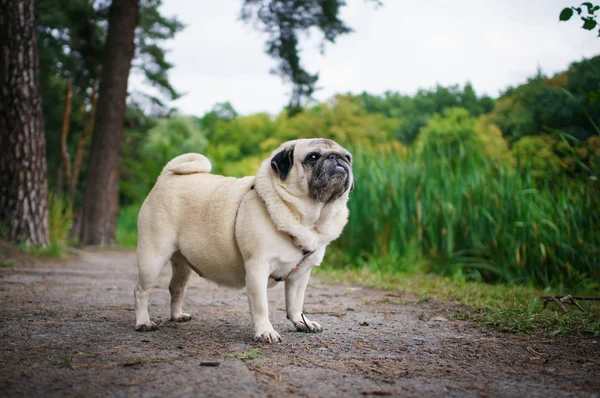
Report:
270,138,354,203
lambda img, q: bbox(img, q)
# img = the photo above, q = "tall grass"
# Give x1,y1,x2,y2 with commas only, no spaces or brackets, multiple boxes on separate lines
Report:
336,146,599,292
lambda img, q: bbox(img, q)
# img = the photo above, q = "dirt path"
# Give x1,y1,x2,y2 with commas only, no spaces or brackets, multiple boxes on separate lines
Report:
0,249,598,398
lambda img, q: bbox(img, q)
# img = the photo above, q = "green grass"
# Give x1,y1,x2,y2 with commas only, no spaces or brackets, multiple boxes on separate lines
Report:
58,354,76,369
0,260,15,268
229,348,263,360
21,241,69,257
315,263,600,336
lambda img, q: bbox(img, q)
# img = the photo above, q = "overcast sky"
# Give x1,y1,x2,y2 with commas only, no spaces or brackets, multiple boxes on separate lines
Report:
130,0,599,117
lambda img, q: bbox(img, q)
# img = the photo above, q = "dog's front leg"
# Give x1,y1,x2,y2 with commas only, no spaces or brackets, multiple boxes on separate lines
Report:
245,262,281,343
285,268,322,333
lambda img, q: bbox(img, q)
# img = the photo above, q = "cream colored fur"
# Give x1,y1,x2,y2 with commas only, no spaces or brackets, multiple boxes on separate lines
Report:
134,139,352,343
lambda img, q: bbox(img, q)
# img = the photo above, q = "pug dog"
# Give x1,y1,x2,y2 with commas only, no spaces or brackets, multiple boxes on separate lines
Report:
134,138,353,343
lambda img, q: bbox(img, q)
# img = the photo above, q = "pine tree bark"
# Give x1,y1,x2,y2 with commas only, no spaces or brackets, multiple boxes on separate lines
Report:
0,0,50,247
79,0,139,246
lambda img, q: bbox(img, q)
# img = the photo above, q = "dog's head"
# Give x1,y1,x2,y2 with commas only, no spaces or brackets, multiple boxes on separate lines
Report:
268,138,354,203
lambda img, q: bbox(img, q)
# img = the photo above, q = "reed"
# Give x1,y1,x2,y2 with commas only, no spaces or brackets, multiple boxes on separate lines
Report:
335,145,599,291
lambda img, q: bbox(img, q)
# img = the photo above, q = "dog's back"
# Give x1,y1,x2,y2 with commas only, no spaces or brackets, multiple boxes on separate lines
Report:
137,153,255,288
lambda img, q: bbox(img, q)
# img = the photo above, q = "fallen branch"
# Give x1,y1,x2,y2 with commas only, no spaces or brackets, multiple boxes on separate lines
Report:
540,295,599,313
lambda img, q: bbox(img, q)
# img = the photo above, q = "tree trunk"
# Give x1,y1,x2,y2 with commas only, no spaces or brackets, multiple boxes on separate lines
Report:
0,0,49,247
79,0,139,246
69,82,98,205
68,82,98,240
57,75,73,199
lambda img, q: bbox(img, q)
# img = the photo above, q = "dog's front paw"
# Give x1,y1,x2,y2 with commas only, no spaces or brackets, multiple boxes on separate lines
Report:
291,313,322,333
253,328,282,344
171,313,192,322
135,321,158,332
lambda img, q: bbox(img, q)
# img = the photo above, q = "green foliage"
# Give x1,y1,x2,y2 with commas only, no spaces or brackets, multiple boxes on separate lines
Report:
350,84,495,144
37,0,183,108
36,0,104,90
197,96,400,177
560,3,600,36
560,7,574,21
275,95,399,146
510,124,600,180
144,116,208,162
416,107,513,170
474,115,514,165
37,0,184,203
511,136,563,179
121,116,207,205
49,193,73,246
417,107,485,160
207,113,277,175
490,56,600,143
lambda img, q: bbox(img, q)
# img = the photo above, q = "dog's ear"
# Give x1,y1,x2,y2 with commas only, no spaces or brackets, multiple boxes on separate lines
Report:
270,145,295,180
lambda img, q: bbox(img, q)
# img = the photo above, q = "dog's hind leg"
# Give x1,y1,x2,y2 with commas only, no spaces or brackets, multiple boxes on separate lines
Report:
134,234,175,332
169,251,193,322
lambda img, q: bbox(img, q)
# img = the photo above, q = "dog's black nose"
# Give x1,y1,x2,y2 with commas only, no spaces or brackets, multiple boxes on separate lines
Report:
328,154,339,161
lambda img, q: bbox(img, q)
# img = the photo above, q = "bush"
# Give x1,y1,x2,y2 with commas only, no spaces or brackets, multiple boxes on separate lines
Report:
511,135,563,179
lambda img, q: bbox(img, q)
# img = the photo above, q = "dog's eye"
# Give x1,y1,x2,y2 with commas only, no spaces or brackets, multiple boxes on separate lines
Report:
345,155,352,163
306,153,320,162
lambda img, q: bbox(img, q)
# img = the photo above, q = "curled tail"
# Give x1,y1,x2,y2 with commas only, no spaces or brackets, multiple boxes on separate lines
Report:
160,153,212,176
